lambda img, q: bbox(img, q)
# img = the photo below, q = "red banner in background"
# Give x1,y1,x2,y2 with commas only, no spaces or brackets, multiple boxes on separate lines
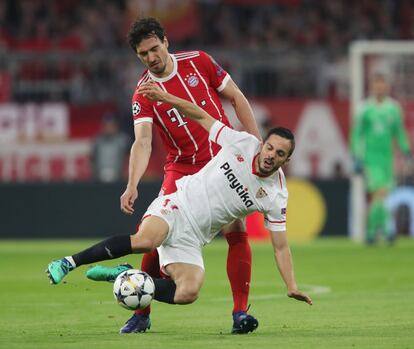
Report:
69,103,116,139
0,142,91,182
3,99,414,183
225,98,351,178
0,71,11,102
255,98,350,138
0,99,351,182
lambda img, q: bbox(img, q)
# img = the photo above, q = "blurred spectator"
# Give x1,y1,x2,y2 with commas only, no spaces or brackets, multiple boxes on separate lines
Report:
2,0,414,102
2,0,413,52
91,113,130,182
332,161,346,179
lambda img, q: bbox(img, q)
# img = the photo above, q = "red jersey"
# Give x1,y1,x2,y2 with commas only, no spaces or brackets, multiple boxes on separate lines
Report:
131,50,232,169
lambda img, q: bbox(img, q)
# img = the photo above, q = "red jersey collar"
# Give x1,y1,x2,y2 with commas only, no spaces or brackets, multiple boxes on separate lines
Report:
148,54,178,83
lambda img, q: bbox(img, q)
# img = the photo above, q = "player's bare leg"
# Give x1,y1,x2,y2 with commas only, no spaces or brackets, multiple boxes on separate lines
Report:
165,263,204,304
129,216,169,252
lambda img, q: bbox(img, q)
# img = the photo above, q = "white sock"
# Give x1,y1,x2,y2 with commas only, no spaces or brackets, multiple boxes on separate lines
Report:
64,256,76,268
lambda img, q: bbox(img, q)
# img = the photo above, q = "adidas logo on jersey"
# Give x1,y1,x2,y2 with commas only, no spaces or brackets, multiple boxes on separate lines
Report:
220,162,253,208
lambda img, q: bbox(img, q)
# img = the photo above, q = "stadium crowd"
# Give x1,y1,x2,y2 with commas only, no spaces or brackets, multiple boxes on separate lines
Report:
1,0,413,101
1,0,413,52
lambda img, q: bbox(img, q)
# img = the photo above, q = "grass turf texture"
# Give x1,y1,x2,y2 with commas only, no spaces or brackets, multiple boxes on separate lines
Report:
0,238,413,349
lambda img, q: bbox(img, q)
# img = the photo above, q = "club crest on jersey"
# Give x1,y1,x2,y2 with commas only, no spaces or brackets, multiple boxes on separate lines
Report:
256,187,268,199
220,162,253,208
185,73,199,87
132,102,141,116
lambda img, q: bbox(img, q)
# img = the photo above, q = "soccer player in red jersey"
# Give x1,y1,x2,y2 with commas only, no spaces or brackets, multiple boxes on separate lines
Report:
119,17,261,334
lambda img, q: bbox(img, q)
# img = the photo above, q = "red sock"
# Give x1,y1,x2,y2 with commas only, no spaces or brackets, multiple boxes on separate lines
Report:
225,232,252,313
135,249,161,316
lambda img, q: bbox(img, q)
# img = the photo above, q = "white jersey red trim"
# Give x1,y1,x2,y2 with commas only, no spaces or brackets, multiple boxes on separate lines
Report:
175,121,288,245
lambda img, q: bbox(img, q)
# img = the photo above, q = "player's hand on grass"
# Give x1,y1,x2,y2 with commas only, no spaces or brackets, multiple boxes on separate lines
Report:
139,81,168,102
288,289,313,305
120,186,138,215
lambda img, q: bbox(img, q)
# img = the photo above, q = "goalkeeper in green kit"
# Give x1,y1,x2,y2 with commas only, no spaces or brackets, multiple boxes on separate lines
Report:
351,72,412,244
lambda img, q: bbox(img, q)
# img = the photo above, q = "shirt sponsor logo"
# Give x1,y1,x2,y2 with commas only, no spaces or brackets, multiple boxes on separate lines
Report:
220,162,253,208
132,102,141,116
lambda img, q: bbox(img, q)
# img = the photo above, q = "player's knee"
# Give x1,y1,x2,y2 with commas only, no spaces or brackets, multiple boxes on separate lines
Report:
130,234,157,253
174,285,200,304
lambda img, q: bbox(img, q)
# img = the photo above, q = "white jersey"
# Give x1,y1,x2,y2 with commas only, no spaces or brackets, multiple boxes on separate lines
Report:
175,121,288,245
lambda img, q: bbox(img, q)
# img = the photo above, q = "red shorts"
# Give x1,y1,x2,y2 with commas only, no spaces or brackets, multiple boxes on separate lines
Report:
160,162,206,196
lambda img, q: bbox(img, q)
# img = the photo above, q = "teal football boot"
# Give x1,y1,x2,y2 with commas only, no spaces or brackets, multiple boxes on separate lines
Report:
46,258,74,285
86,263,133,282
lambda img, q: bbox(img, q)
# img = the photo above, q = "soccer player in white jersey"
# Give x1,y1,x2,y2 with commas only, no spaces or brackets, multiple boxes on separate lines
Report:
47,82,313,331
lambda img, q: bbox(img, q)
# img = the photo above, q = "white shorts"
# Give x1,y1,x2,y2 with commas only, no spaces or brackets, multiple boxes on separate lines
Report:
143,193,204,271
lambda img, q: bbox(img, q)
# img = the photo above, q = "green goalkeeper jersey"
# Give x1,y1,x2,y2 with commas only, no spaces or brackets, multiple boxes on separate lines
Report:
351,97,411,190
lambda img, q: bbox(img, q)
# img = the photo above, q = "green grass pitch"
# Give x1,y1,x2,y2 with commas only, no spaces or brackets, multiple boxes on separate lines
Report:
1,238,413,349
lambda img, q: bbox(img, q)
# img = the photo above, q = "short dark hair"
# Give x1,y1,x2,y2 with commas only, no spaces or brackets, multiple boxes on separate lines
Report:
127,17,165,53
265,127,295,157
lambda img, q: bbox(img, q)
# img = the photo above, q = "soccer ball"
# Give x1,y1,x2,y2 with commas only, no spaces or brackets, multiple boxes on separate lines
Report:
113,269,155,310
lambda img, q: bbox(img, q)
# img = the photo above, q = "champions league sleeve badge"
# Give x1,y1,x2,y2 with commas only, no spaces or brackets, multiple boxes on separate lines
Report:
132,102,141,116
208,55,225,76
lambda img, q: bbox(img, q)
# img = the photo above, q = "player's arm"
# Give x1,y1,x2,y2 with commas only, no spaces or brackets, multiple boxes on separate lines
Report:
138,82,216,132
269,230,313,305
220,78,262,141
120,122,152,215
